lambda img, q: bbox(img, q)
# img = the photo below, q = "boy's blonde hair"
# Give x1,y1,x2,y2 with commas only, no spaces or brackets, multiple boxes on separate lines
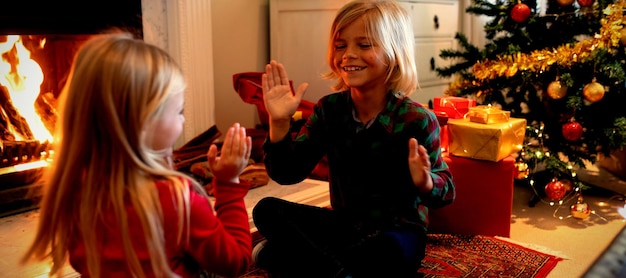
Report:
324,0,418,96
21,32,204,278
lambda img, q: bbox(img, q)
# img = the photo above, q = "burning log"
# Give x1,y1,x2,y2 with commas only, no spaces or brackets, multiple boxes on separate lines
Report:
0,140,50,167
0,85,34,141
35,91,58,136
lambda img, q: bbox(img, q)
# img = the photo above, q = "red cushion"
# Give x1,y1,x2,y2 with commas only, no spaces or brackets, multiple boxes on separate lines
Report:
232,72,314,126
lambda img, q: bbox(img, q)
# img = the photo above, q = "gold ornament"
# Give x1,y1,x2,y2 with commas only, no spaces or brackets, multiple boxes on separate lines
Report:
547,80,568,99
559,178,574,193
583,81,605,103
620,28,626,46
515,160,530,180
556,0,575,6
570,195,591,219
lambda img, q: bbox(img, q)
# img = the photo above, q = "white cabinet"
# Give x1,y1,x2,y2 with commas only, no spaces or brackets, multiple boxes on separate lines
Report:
269,0,459,105
397,0,460,105
269,0,350,103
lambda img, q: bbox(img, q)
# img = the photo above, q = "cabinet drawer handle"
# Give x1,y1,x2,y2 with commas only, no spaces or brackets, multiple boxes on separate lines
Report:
433,15,439,29
430,57,435,71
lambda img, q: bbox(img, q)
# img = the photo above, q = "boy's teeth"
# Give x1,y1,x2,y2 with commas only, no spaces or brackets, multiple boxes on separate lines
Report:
343,66,362,71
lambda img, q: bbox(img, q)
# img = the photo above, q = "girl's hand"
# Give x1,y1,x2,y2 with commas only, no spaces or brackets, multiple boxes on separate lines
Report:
262,60,308,122
207,123,252,184
408,138,434,193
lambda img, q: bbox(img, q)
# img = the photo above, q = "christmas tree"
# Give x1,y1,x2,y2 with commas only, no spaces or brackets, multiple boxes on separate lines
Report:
436,0,626,210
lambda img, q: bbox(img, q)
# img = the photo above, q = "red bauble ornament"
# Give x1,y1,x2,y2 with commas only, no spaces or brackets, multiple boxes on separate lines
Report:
556,0,575,6
545,179,566,200
562,121,583,141
511,3,531,23
577,0,594,7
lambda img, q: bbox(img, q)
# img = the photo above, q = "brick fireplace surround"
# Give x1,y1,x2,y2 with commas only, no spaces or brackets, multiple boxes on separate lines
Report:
0,0,215,217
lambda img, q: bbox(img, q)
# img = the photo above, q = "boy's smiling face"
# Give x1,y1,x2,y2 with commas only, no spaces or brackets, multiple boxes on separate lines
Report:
333,17,389,92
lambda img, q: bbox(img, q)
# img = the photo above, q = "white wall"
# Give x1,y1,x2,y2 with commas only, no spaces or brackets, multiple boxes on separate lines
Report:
143,0,216,147
212,0,269,137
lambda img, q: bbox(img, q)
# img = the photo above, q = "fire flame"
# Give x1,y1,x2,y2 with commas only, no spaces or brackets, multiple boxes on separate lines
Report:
0,35,52,143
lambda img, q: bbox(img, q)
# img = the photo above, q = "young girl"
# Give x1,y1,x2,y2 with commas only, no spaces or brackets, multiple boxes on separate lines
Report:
252,0,455,277
21,33,253,278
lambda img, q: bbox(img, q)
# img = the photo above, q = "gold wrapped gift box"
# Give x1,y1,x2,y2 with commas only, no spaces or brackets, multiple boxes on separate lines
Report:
468,105,511,124
448,118,526,162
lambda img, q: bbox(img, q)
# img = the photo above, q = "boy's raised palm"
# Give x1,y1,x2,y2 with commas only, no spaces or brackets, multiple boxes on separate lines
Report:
262,60,308,121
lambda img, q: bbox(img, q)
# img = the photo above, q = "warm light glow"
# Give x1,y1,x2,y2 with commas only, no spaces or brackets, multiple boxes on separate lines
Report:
13,160,48,171
0,35,52,143
618,204,626,219
0,160,48,176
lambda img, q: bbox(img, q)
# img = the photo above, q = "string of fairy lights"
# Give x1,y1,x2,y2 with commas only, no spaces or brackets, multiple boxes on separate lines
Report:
518,124,609,221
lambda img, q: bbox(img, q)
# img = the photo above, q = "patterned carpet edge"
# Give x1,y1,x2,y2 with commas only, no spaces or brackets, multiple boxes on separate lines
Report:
494,236,571,260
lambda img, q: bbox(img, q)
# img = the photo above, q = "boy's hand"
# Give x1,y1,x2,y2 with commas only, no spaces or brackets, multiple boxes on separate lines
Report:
408,138,433,193
262,60,308,122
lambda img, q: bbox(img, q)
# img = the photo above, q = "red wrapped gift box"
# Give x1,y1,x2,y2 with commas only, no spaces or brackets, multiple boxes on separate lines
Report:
428,154,515,237
433,96,476,119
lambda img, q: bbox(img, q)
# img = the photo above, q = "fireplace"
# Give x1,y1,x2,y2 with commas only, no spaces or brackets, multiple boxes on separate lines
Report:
0,0,143,217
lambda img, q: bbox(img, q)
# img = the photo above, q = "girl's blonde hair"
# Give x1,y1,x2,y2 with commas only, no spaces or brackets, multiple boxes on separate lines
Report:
324,0,418,96
21,32,205,278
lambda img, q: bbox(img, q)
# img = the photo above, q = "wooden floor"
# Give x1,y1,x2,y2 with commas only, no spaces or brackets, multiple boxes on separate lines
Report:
0,179,330,278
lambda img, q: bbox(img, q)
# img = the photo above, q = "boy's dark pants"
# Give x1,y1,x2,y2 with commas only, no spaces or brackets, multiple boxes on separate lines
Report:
252,197,426,278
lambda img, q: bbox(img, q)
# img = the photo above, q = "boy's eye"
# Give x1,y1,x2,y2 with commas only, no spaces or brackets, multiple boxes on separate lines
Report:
359,43,372,49
334,44,346,50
